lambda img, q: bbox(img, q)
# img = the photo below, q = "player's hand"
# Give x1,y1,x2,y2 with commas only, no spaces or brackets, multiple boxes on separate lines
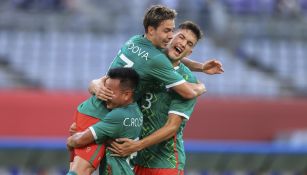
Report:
67,144,73,151
69,122,77,136
202,60,224,75
108,138,141,157
95,76,114,101
66,137,74,151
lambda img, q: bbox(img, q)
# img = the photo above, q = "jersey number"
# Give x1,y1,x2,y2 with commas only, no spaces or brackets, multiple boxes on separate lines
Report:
120,53,134,67
141,92,153,110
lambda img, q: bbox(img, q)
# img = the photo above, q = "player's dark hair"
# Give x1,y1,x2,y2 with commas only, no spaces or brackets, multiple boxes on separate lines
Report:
143,5,177,33
178,21,203,41
107,68,139,91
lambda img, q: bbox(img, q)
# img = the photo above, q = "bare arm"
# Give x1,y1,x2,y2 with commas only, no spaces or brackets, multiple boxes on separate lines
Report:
108,114,183,156
182,57,224,74
171,82,204,99
69,122,77,136
181,57,203,72
187,82,206,97
67,129,95,148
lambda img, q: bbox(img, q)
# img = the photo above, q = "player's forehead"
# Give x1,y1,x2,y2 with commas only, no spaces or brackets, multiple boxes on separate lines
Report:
156,19,175,31
105,78,120,89
176,29,197,45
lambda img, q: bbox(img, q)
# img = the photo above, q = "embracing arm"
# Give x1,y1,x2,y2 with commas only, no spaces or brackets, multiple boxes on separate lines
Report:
67,129,95,148
171,82,205,99
109,114,183,156
137,114,183,149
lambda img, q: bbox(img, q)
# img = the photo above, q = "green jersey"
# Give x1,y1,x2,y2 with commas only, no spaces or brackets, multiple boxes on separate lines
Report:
77,35,185,119
135,63,197,170
109,35,185,99
77,96,109,120
89,102,143,175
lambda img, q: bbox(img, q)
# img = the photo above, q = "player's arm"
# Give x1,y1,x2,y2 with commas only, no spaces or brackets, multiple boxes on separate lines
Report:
67,129,95,148
69,122,77,136
172,81,206,99
109,113,183,156
67,111,121,149
152,55,205,99
88,76,114,101
181,57,224,74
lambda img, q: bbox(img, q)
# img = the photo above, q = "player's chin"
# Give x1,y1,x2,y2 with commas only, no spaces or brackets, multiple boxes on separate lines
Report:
160,44,167,49
162,42,169,48
170,53,180,60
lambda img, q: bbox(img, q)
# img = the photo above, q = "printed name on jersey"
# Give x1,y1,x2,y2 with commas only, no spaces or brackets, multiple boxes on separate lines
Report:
123,117,143,127
127,40,149,60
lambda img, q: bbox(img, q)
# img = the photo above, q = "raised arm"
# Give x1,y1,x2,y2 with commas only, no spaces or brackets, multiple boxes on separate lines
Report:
181,57,224,74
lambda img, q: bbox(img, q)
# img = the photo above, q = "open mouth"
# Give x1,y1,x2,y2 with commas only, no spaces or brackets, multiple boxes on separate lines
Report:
174,46,183,55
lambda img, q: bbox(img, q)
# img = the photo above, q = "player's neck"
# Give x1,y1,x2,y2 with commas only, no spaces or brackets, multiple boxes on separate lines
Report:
172,60,180,67
144,34,158,48
122,99,134,107
144,34,151,42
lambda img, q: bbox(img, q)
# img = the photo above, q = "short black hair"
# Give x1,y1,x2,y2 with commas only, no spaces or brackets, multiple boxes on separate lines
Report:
143,5,177,33
178,21,203,41
107,68,139,91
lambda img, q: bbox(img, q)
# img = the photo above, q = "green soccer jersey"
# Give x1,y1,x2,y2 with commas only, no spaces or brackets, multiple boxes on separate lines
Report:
109,35,185,99
135,63,197,170
89,102,143,175
77,96,110,120
77,35,185,119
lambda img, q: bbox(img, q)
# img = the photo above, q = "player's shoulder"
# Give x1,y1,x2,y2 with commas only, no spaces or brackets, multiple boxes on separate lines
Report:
177,63,197,83
121,102,143,116
105,108,125,121
128,35,143,42
149,52,172,67
108,103,140,117
127,102,143,117
127,35,154,48
178,63,192,73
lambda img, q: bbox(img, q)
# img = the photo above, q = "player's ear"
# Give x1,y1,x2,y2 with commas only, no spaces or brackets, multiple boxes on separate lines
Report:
123,91,132,100
148,26,155,36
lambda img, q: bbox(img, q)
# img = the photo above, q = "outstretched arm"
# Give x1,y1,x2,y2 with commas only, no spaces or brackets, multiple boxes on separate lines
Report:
181,57,224,74
108,114,183,157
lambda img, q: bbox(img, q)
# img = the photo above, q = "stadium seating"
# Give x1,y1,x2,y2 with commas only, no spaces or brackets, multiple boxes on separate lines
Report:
0,30,285,96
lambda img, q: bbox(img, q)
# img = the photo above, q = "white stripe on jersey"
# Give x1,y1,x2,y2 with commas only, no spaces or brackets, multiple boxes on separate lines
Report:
165,79,186,89
168,110,190,120
89,126,98,140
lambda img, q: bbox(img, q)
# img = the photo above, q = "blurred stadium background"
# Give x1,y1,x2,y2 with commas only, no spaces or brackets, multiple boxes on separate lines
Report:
0,0,307,174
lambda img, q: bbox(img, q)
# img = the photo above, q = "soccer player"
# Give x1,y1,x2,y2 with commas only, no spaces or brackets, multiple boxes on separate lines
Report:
108,21,207,175
91,4,219,102
67,67,142,175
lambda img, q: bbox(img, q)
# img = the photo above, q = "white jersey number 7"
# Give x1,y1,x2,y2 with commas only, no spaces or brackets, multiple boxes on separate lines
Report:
120,53,134,68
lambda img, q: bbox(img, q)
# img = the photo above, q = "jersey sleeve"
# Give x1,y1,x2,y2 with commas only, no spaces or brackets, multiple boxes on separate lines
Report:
150,54,185,88
168,93,197,121
89,109,123,144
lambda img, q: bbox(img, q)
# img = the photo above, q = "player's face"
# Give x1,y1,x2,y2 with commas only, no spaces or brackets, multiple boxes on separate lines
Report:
166,29,197,61
105,78,130,109
149,19,175,49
